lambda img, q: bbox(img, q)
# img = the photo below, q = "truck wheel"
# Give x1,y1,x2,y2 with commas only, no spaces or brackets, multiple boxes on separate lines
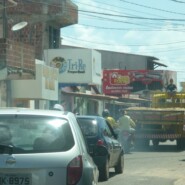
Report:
143,139,150,147
152,140,159,147
177,139,184,150
136,139,149,149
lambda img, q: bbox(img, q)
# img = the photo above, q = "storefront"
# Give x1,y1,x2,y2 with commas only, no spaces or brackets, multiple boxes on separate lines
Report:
44,48,102,113
61,91,118,116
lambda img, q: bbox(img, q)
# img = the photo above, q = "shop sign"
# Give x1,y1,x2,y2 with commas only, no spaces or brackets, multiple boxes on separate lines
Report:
103,70,176,95
44,49,101,85
51,57,86,74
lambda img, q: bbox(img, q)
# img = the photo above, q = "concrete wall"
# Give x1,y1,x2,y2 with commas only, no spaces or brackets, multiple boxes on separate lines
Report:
60,45,156,71
97,50,147,70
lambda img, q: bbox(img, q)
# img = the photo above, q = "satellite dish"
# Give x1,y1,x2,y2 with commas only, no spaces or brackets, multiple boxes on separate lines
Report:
11,21,28,31
8,0,17,6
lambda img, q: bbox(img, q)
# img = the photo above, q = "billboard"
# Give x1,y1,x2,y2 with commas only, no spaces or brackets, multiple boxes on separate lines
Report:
44,48,102,85
103,70,177,95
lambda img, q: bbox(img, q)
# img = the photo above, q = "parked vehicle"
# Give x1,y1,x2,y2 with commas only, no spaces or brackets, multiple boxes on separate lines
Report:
76,115,124,181
0,108,99,185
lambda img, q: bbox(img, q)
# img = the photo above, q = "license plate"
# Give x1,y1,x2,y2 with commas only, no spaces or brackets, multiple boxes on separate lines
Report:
0,174,31,185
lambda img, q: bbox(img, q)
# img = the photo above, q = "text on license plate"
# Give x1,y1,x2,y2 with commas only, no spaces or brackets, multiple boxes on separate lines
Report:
0,174,31,185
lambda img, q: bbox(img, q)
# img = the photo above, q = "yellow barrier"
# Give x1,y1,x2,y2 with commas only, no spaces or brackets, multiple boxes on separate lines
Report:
151,92,185,108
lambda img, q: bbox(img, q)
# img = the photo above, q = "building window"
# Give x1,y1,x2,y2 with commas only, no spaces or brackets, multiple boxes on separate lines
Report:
49,26,60,48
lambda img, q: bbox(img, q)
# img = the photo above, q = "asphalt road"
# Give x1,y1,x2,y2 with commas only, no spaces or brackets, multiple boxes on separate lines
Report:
98,141,185,185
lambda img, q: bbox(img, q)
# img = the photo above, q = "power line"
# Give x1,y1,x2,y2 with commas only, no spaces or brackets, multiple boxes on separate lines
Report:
78,9,185,22
14,0,185,27
76,23,185,32
14,0,185,28
170,0,185,3
72,0,167,18
120,0,185,16
78,12,165,29
74,1,184,31
62,35,185,48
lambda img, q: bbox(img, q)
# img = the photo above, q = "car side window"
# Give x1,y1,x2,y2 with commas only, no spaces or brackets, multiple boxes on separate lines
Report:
102,120,112,137
77,119,98,136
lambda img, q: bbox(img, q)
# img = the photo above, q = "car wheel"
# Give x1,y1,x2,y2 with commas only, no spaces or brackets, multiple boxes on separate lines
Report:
99,157,109,181
115,154,124,174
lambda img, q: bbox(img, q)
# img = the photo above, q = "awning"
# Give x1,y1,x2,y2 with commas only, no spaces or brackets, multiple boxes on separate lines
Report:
118,97,151,103
113,101,140,107
61,91,151,104
147,56,167,68
153,61,167,68
61,91,118,101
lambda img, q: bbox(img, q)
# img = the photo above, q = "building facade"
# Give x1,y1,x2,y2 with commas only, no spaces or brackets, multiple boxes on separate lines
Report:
0,0,78,107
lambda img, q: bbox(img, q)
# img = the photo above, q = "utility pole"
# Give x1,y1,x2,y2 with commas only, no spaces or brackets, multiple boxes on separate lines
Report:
2,0,7,38
2,0,11,107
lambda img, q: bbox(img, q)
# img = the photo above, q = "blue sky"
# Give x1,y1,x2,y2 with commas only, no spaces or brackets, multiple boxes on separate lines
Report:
61,0,185,90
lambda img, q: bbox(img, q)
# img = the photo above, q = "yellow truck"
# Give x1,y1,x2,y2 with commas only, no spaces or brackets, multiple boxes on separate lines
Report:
126,92,185,149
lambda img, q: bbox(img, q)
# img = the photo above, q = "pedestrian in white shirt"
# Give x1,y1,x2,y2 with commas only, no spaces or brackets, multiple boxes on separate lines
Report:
118,110,136,147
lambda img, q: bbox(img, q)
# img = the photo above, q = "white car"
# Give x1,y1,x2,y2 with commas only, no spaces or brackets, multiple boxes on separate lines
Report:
0,108,99,185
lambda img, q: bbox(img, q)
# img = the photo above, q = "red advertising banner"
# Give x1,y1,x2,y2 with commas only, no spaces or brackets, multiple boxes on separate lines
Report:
102,70,176,95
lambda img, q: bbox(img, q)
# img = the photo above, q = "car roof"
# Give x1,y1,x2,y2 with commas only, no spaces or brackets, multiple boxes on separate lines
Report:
76,115,104,120
0,107,73,119
76,115,106,123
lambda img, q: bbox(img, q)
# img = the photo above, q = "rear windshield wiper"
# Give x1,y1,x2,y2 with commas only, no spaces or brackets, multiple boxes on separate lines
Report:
0,144,25,154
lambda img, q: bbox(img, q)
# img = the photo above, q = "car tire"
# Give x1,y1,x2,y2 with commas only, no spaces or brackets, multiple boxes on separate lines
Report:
115,154,124,174
99,157,109,181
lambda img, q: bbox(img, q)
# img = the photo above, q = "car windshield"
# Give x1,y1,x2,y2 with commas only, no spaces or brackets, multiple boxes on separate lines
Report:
77,118,98,137
0,115,74,154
